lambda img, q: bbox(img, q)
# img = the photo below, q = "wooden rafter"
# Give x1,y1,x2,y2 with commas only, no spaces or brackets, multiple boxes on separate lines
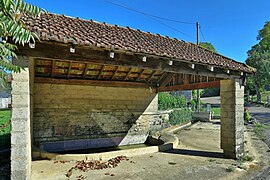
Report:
147,70,157,82
82,63,89,78
111,66,120,80
159,73,174,87
51,60,55,77
136,69,146,81
157,72,167,84
157,81,220,92
124,68,133,80
98,65,105,79
20,43,241,79
67,61,72,78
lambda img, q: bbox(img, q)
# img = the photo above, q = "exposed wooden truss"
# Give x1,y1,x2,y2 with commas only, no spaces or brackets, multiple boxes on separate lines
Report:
28,42,230,91
157,81,220,92
18,42,243,79
34,59,165,84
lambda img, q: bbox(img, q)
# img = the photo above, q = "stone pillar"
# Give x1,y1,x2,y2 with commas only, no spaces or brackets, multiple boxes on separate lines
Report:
220,79,244,159
11,56,32,179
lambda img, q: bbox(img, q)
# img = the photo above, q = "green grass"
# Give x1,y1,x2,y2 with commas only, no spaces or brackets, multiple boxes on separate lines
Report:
201,107,220,116
261,91,270,102
0,109,11,148
0,109,11,135
211,107,220,116
248,90,270,102
254,123,270,140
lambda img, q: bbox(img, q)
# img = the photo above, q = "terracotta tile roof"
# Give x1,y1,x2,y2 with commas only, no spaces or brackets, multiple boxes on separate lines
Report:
22,13,254,73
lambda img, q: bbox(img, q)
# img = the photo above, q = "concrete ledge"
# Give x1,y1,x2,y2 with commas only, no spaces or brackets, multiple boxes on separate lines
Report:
162,121,192,134
55,146,160,161
32,134,180,161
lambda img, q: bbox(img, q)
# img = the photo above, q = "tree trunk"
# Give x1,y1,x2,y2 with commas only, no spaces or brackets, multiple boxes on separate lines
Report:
254,80,261,102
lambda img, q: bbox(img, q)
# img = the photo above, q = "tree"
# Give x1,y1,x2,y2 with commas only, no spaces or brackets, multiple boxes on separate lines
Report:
246,21,270,102
199,42,217,53
246,50,270,102
0,0,44,81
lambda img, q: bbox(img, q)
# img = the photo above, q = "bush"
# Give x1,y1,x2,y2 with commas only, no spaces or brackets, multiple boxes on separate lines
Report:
244,108,252,121
168,109,192,126
158,93,186,110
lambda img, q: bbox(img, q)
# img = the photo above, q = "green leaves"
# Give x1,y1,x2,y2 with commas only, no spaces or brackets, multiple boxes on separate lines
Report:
0,0,45,77
199,42,217,53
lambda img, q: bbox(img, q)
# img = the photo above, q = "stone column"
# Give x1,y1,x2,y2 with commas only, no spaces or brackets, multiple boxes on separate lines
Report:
220,79,244,159
11,56,32,179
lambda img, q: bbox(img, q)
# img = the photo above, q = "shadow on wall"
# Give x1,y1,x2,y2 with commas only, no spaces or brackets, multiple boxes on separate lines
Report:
33,84,159,153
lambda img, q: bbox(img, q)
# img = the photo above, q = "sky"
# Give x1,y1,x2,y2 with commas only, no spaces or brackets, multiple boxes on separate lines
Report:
25,0,270,63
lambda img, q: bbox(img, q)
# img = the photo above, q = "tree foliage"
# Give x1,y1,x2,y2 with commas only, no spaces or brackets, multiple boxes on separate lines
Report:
199,42,217,53
246,21,270,102
0,0,44,81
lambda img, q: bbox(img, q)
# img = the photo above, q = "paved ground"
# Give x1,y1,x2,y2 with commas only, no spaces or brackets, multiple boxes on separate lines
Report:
30,121,269,180
245,103,270,179
246,103,270,148
201,96,220,106
201,96,270,180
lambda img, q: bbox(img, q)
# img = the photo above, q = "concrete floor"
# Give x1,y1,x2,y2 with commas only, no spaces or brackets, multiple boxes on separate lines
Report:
31,121,269,180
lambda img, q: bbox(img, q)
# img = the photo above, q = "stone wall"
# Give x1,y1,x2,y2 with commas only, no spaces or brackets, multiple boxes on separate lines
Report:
11,56,32,179
220,79,244,159
33,83,158,152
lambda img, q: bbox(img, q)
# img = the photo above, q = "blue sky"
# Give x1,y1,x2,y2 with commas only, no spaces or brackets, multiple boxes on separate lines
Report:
26,0,270,63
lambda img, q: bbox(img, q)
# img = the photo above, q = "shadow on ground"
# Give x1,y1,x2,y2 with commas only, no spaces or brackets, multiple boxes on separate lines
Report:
165,149,225,159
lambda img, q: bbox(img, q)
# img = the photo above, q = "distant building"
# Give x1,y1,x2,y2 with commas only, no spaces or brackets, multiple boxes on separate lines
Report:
170,90,192,101
0,74,12,108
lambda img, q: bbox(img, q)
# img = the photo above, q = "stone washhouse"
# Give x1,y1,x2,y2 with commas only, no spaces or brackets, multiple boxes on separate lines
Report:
11,13,255,179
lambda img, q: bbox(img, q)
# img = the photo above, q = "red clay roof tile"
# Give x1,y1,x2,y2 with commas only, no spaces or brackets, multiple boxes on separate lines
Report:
22,13,254,73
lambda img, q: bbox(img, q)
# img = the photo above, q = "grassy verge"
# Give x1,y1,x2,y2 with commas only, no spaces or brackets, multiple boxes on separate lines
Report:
0,109,11,148
201,107,220,116
254,123,270,140
247,90,270,102
211,107,220,116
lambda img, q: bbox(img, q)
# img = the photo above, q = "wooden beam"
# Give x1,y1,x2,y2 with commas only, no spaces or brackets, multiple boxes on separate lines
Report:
159,73,174,87
136,69,146,81
82,63,89,78
17,43,240,79
67,61,72,78
124,68,133,80
51,60,55,77
111,66,120,80
147,70,157,82
97,65,105,79
157,81,220,92
35,77,154,88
